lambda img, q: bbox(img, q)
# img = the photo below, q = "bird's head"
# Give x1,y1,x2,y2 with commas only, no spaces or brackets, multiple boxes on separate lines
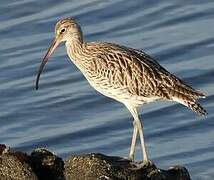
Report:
35,17,82,90
55,17,83,42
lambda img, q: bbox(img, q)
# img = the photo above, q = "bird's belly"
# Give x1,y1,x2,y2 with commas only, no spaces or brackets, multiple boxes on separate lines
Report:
85,77,161,107
87,78,128,100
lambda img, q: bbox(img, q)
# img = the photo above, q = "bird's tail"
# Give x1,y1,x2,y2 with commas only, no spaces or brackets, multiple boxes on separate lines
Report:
161,78,207,116
172,94,207,116
183,98,207,115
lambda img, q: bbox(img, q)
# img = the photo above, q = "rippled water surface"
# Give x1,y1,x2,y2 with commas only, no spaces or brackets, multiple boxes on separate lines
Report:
1,0,214,179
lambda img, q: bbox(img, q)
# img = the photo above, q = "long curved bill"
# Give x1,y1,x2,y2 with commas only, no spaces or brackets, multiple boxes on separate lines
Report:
35,36,61,90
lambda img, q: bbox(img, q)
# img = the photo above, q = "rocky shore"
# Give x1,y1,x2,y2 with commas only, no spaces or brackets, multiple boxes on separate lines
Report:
0,144,191,180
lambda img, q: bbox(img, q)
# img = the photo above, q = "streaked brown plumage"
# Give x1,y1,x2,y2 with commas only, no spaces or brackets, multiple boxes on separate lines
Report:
36,17,207,162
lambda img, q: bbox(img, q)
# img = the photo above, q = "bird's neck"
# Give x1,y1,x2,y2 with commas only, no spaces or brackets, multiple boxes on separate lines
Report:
65,37,89,71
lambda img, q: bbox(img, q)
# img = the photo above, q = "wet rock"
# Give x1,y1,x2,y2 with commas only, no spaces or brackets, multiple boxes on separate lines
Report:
28,148,65,180
64,153,191,180
0,144,38,180
0,144,191,180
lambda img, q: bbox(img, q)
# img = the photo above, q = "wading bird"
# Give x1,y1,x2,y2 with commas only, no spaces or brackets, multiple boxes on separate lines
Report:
36,18,207,161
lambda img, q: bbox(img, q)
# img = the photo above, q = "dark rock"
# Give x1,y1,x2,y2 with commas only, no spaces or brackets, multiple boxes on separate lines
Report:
0,144,38,180
28,148,65,180
64,153,191,180
0,144,191,180
0,144,7,154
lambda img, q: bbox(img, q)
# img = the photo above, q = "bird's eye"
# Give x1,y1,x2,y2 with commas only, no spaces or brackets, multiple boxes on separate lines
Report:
60,28,66,34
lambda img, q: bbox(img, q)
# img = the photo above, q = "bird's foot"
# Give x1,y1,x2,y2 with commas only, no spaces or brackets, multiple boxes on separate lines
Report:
127,154,135,162
130,160,154,170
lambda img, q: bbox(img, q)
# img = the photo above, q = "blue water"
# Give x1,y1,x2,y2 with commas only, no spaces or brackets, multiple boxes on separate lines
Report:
0,0,214,179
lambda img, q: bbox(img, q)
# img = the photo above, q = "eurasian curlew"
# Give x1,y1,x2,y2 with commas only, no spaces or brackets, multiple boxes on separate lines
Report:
36,18,207,161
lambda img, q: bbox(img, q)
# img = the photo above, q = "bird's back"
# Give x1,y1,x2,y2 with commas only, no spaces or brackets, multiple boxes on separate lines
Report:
80,42,207,115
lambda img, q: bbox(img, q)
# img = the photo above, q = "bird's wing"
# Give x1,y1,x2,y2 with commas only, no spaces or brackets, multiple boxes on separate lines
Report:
132,48,205,98
86,42,207,115
87,42,204,99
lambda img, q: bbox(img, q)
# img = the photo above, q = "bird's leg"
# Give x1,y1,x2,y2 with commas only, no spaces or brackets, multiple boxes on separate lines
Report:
129,120,138,161
126,105,148,162
135,115,148,161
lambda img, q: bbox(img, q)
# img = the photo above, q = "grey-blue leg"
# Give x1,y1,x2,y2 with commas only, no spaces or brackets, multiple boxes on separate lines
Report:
126,104,148,161
129,120,138,160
